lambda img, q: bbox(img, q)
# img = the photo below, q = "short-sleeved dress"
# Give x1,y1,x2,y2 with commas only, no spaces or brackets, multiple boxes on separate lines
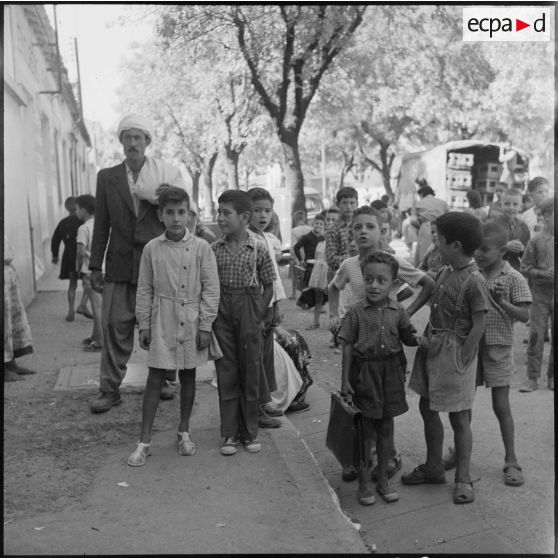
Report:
308,241,329,291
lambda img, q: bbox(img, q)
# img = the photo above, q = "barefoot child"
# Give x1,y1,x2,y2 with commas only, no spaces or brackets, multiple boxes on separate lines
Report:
405,212,490,505
339,252,423,505
128,186,220,466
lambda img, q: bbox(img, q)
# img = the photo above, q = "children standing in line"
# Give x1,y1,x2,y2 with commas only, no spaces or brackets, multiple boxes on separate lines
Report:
497,188,530,271
51,196,92,322
212,190,277,455
128,187,220,466
470,220,531,485
339,252,423,505
247,187,285,427
520,198,555,392
405,212,490,505
75,195,103,352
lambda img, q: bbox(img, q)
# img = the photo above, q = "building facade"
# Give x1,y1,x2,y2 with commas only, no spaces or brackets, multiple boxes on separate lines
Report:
4,4,97,305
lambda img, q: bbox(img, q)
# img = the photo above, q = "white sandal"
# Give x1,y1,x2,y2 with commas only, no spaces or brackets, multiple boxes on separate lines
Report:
127,441,151,467
177,432,196,456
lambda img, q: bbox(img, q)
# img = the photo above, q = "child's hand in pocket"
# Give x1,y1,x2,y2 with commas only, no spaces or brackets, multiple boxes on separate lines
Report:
417,336,429,350
139,329,151,350
196,330,212,350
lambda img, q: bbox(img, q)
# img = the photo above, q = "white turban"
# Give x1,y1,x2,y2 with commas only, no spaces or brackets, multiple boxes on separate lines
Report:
117,113,153,142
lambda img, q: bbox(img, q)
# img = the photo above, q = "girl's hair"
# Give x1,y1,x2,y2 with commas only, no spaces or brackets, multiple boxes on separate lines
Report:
482,220,508,248
435,211,483,256
360,251,399,279
352,205,383,224
336,186,358,204
247,187,274,205
218,189,252,216
75,194,95,215
466,189,483,209
157,185,190,210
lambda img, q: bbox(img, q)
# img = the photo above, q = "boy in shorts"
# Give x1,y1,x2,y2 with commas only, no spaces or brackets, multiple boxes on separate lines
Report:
405,212,490,505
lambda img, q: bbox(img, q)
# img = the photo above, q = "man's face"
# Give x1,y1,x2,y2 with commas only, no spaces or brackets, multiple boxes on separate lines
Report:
250,199,273,232
532,184,549,208
338,197,358,219
500,194,522,220
120,128,150,164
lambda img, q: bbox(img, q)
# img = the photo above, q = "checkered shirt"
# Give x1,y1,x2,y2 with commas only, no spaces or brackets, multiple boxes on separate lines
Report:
325,219,351,270
483,261,532,345
338,298,418,357
212,232,276,288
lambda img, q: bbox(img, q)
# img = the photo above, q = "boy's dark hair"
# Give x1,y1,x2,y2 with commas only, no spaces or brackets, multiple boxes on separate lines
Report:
157,185,190,210
539,197,554,215
370,200,388,211
313,212,325,222
64,196,76,211
247,187,274,205
218,190,253,216
466,189,483,209
326,206,340,215
360,251,399,279
353,205,383,224
482,220,508,248
381,194,390,204
527,176,549,193
336,186,358,205
418,184,436,198
75,194,95,215
435,211,483,256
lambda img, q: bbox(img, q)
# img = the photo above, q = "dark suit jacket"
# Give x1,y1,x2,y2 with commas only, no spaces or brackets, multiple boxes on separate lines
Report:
89,162,164,284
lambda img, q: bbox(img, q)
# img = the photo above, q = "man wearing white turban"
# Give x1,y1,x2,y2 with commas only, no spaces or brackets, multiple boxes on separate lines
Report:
88,114,186,414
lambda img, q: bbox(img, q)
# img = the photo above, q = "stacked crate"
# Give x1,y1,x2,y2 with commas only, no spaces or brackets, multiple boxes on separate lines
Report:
475,162,503,193
446,152,474,191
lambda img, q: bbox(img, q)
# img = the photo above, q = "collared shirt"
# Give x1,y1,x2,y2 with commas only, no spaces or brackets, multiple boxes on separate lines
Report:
496,216,530,271
325,219,351,270
430,261,490,338
339,297,418,358
519,206,542,235
76,217,95,273
212,232,276,288
262,231,286,305
520,231,554,292
482,261,531,345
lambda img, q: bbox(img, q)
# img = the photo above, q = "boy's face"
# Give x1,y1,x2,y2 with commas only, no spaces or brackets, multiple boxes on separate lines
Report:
352,214,381,250
500,194,522,220
325,211,339,229
541,209,554,230
250,199,273,232
338,197,358,219
348,239,358,257
217,202,248,235
474,233,505,270
312,217,325,236
532,184,549,207
158,200,189,236
379,208,390,222
437,232,460,265
430,222,439,244
75,204,86,221
363,262,394,304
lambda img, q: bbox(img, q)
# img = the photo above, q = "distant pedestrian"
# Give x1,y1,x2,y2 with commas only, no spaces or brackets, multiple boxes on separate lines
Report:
75,195,103,352
289,210,311,299
487,182,508,220
418,221,443,279
51,196,92,322
212,190,277,456
496,188,530,271
519,176,549,235
520,198,554,392
339,251,423,505
405,212,489,505
128,187,220,467
4,236,36,381
464,190,489,222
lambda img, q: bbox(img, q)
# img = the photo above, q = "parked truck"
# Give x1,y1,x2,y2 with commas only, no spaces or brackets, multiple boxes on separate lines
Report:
394,140,529,211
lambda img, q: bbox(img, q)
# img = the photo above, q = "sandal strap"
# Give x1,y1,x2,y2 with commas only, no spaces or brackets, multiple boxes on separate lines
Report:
503,463,522,472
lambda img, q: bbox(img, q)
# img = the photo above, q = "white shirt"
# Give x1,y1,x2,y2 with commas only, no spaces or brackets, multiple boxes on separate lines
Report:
263,232,286,305
76,218,95,273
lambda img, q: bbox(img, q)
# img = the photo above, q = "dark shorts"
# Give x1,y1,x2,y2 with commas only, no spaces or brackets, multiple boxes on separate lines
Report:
349,351,409,420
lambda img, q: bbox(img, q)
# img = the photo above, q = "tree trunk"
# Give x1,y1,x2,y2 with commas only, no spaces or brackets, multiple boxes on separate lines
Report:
379,144,394,198
338,151,354,189
279,131,305,222
223,147,240,190
202,151,219,219
191,171,201,209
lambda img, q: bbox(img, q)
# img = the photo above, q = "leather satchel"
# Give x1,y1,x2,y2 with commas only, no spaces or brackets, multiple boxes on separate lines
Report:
326,392,365,470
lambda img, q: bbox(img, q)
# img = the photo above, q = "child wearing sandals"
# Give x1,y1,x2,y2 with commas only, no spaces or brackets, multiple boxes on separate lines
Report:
339,252,424,505
405,212,490,504
128,186,220,466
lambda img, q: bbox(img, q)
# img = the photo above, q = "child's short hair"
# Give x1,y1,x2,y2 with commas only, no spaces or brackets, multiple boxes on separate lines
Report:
313,212,325,223
435,211,483,256
218,190,253,216
353,205,382,224
539,197,554,215
247,187,274,205
466,189,483,209
64,196,76,211
336,186,358,205
75,194,95,215
370,200,387,211
360,251,399,279
482,220,508,248
326,206,340,215
157,185,190,210
502,188,523,199
527,176,549,193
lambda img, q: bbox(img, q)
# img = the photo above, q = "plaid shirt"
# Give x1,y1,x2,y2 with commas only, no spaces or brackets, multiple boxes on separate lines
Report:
520,232,554,292
339,297,418,357
325,219,351,270
482,261,532,345
212,232,276,288
497,216,530,271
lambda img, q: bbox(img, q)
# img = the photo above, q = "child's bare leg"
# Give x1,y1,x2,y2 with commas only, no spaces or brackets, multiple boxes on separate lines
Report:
178,368,196,432
66,276,77,320
76,288,90,313
449,410,472,482
419,396,444,472
312,291,324,327
139,369,166,443
375,417,394,487
491,386,517,464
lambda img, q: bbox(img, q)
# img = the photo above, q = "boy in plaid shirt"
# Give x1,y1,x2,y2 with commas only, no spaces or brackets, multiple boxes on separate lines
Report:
212,190,276,456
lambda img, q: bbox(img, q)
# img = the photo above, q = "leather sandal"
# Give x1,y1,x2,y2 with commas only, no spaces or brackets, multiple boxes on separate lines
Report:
127,442,151,466
503,463,524,486
453,480,475,504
